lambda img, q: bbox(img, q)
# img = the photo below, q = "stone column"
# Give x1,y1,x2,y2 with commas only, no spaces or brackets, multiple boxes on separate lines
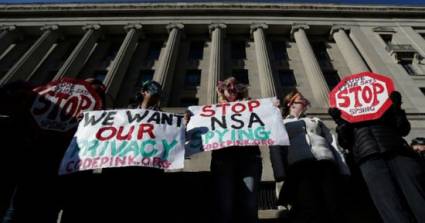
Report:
292,24,329,105
103,24,142,101
251,24,277,97
0,25,60,84
331,26,369,75
207,23,226,104
153,23,184,106
54,24,102,80
0,25,17,56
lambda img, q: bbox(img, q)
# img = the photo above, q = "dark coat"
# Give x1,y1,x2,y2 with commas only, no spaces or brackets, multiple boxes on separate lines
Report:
336,106,411,163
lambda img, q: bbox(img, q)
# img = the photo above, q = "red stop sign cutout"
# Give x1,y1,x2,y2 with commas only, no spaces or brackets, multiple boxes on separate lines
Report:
329,72,395,123
31,78,103,132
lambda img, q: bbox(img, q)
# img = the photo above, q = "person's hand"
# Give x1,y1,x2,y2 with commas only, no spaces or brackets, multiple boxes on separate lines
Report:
328,107,347,125
76,112,84,121
183,110,193,126
390,91,402,109
273,98,280,108
328,107,341,120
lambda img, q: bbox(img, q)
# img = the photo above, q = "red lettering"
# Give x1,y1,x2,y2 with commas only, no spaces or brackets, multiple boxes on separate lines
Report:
60,96,78,121
115,157,126,166
117,126,134,140
137,124,155,139
248,100,260,112
100,157,109,166
232,102,246,113
362,85,373,104
74,95,92,118
141,157,151,165
161,161,171,169
349,86,362,107
92,157,100,168
82,158,92,169
32,93,53,115
337,88,350,108
47,93,69,120
200,105,215,117
96,127,117,141
128,156,136,165
152,157,161,167
217,103,230,115
372,82,384,106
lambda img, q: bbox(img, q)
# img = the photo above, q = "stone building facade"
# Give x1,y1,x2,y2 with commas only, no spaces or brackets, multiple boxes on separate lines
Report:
1,2,425,219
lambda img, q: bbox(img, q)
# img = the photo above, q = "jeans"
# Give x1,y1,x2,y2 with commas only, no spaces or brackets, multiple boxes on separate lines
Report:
359,154,425,223
211,148,262,223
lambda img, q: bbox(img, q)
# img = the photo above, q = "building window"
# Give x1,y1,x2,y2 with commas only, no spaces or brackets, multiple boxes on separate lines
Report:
103,41,121,63
400,61,416,75
180,98,199,107
231,41,246,60
312,42,330,61
184,69,201,89
272,41,288,60
146,42,162,60
278,70,297,87
94,70,107,82
188,41,204,60
323,70,340,90
379,34,393,45
46,70,59,82
137,69,154,87
420,87,425,96
232,69,249,85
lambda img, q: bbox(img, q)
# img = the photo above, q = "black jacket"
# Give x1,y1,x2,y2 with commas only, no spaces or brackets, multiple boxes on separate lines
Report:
336,106,411,163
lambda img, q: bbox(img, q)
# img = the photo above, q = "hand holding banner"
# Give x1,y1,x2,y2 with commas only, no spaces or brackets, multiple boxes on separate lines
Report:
59,109,185,175
185,97,289,154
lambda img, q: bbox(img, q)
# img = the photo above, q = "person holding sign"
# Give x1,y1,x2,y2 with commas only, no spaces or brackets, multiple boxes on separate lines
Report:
329,91,425,223
2,78,106,223
210,77,262,223
270,89,350,223
98,80,166,222
129,80,162,110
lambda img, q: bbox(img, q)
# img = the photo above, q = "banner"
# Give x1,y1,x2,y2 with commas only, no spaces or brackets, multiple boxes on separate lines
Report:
185,97,289,154
329,72,395,123
31,78,103,132
59,109,185,175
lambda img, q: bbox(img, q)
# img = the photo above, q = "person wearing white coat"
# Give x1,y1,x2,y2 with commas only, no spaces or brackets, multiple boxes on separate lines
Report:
270,89,350,223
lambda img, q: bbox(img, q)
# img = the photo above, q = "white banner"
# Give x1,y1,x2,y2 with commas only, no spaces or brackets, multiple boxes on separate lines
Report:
186,97,289,154
59,109,185,175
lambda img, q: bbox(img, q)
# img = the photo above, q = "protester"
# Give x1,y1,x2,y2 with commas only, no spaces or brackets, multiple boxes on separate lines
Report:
129,80,161,110
59,78,107,223
329,91,425,223
269,89,349,223
411,137,425,166
208,76,262,223
0,81,37,222
98,80,165,222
